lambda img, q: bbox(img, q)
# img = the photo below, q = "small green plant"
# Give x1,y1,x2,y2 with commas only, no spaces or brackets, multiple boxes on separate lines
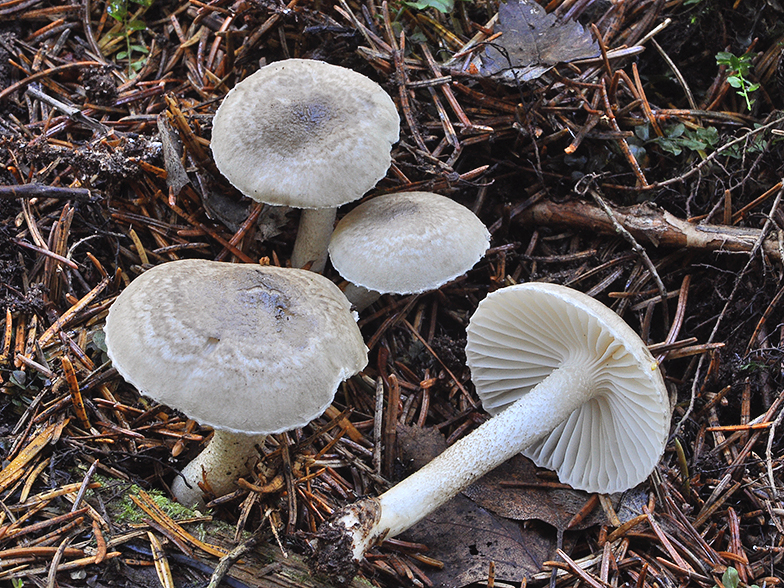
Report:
634,123,719,159
716,566,760,588
653,123,719,158
108,0,152,76
404,0,454,12
716,51,759,111
11,578,24,588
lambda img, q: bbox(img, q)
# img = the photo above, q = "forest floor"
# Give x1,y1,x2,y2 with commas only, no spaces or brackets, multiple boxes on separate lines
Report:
1,0,784,587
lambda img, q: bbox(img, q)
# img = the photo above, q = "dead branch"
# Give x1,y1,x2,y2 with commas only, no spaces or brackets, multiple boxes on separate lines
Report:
518,198,784,262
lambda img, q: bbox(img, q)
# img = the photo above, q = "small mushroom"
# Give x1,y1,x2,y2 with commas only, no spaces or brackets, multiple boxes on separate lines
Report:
210,59,400,272
328,191,490,310
313,283,670,584
104,259,367,508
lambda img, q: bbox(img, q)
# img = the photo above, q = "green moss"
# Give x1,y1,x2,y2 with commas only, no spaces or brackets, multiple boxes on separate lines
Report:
112,483,207,524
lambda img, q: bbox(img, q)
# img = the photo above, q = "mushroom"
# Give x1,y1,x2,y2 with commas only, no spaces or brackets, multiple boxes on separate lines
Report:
313,282,670,583
104,259,367,508
210,59,400,272
328,191,490,310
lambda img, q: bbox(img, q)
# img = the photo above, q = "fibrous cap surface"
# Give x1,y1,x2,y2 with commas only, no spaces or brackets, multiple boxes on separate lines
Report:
328,191,490,294
465,282,670,493
104,260,368,434
210,58,400,208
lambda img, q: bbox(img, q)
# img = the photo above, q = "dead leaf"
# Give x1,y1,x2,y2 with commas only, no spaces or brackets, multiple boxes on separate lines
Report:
463,454,649,532
479,0,600,82
402,494,552,587
463,455,605,532
396,423,450,470
198,171,251,232
395,425,552,586
156,115,189,199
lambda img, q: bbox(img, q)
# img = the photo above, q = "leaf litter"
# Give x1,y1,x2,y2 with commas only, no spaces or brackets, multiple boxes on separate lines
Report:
0,0,784,587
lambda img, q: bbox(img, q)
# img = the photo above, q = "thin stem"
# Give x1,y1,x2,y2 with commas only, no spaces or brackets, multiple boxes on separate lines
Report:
291,208,337,273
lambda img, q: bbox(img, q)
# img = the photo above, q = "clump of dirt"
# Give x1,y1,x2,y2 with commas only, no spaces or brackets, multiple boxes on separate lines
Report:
0,222,44,313
79,66,118,106
430,334,467,373
21,135,161,188
0,34,15,91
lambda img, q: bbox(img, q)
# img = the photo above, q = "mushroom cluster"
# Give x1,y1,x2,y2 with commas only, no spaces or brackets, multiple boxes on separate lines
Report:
313,282,670,584
104,260,367,508
210,58,400,272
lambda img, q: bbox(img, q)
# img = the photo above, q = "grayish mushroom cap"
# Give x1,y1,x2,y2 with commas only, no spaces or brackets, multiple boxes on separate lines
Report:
466,282,670,493
210,58,400,209
104,260,368,435
328,191,491,294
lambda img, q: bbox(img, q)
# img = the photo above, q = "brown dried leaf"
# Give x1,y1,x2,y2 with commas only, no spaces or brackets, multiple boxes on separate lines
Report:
157,115,189,199
464,454,650,532
402,493,552,587
480,0,600,82
462,455,604,531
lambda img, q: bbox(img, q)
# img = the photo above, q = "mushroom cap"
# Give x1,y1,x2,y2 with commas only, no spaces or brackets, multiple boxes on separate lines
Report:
210,58,400,209
465,282,670,493
104,260,368,435
328,191,490,295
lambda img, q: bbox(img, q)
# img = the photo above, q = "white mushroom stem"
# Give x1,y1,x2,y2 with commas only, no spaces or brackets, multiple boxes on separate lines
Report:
291,208,337,273
171,430,266,509
315,361,594,570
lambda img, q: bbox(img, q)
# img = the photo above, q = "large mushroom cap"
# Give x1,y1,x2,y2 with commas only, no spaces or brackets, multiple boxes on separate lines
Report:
104,260,368,435
466,282,670,493
210,58,400,209
328,191,490,294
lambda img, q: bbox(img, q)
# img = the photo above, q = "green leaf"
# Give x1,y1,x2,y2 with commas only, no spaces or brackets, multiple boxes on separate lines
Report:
634,124,650,142
657,139,682,156
715,51,736,66
404,0,454,13
679,138,708,151
126,19,147,31
736,54,753,72
92,330,107,352
10,370,27,388
698,126,719,144
129,44,149,53
667,123,685,138
727,76,742,88
116,51,129,60
722,567,740,588
107,0,127,21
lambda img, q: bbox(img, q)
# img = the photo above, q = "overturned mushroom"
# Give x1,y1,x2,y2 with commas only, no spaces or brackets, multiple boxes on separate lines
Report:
104,259,367,508
210,59,400,272
328,191,490,310
313,282,669,584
